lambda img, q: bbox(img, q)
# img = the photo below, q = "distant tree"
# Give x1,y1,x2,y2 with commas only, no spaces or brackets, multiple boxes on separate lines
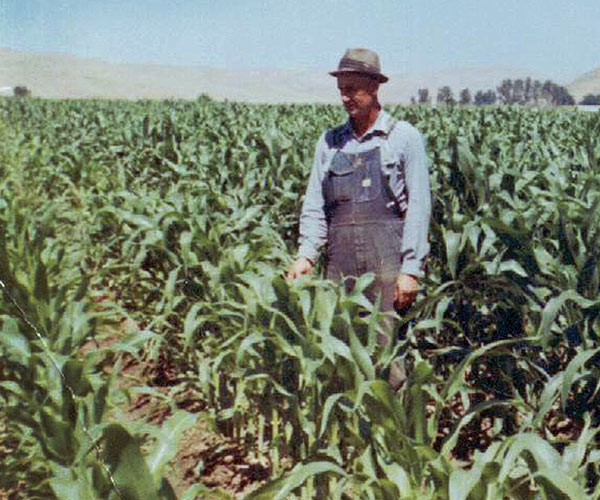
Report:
459,88,472,105
417,88,430,104
519,78,547,106
532,80,542,105
474,89,496,105
493,78,573,107
552,86,575,106
512,79,525,105
496,79,514,104
524,77,533,104
437,86,455,105
540,80,575,106
410,96,416,105
541,80,554,104
579,94,600,105
13,85,31,97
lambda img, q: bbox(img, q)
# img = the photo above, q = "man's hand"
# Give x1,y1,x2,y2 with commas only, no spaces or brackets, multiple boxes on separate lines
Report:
394,273,420,311
286,257,313,281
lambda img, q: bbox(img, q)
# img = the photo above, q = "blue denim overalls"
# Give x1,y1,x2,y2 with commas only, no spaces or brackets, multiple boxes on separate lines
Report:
323,132,405,315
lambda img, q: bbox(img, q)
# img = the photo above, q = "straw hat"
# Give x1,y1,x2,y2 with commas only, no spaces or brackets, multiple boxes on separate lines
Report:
329,48,389,83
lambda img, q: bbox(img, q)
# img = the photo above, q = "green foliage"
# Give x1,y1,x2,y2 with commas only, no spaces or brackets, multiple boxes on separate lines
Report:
0,115,196,499
1,99,600,499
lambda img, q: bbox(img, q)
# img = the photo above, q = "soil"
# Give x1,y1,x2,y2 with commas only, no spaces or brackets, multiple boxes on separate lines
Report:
105,316,275,500
124,375,274,499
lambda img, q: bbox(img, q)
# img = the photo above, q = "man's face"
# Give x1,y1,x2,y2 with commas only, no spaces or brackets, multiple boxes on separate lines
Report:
337,73,379,119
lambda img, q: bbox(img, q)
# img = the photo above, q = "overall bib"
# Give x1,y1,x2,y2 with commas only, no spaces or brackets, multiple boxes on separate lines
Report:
323,144,405,315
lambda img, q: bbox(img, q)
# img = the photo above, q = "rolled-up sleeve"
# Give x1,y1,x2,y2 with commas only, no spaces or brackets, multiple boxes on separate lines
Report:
397,125,431,277
297,134,328,263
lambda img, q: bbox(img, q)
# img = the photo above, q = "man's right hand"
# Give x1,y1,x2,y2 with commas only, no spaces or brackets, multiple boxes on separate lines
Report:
286,257,313,280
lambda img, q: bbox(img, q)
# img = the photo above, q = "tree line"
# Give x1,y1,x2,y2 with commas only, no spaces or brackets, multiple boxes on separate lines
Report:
412,78,599,106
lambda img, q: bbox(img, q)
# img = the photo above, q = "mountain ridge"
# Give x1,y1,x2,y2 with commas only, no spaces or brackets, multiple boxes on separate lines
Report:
1,48,596,103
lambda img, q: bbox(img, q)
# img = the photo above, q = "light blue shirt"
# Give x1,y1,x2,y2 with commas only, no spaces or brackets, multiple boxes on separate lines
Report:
297,110,431,277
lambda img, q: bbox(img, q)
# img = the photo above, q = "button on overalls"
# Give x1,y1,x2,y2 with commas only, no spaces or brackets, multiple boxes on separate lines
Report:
323,136,405,322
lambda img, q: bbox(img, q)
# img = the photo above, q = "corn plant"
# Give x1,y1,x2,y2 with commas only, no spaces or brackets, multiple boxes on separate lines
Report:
2,97,600,499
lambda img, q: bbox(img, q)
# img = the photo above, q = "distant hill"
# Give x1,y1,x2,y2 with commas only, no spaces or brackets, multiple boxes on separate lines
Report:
567,68,600,102
0,48,574,103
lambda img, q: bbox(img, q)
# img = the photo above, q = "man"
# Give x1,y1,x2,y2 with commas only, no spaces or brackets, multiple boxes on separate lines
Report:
287,48,431,342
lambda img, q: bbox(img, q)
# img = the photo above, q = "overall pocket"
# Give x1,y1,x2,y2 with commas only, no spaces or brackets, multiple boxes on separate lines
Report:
325,158,356,203
355,153,383,203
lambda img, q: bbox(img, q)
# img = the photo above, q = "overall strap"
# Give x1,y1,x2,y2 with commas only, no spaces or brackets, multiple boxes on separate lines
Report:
385,117,398,136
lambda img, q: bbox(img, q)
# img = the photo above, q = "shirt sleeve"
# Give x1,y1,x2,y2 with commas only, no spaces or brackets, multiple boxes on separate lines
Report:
297,133,328,263
395,124,431,277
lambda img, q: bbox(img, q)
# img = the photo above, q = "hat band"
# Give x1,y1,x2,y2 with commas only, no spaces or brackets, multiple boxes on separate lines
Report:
337,58,378,74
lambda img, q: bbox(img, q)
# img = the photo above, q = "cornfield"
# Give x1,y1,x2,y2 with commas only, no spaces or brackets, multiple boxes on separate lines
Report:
1,96,600,499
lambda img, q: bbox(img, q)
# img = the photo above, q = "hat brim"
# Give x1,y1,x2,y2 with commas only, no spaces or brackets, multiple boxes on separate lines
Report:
329,70,388,83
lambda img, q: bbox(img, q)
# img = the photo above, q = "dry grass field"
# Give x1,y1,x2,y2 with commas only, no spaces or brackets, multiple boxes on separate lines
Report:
2,48,583,103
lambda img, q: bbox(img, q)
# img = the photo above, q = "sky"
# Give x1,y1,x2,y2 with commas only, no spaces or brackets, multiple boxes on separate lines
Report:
2,0,599,83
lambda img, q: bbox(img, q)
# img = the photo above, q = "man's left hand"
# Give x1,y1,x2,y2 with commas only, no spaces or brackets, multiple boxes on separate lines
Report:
394,273,420,311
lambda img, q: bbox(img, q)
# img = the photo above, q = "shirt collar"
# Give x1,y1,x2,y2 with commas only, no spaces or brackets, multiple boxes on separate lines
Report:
343,110,393,142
